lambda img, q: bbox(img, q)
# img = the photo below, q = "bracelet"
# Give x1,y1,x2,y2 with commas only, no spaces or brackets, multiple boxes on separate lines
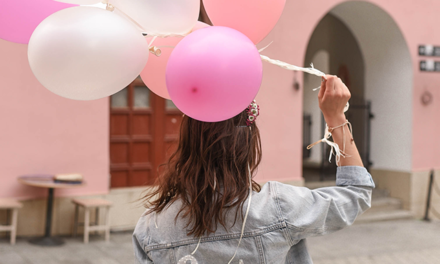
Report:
306,120,353,166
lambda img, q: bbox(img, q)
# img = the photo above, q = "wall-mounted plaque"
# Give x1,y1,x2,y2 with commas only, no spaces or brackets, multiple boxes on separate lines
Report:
419,45,440,57
420,60,440,72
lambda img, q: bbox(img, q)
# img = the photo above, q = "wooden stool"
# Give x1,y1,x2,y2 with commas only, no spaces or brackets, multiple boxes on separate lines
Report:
0,199,23,245
72,198,112,243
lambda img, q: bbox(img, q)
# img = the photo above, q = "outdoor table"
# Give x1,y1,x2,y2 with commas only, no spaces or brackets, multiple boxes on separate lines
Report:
18,175,85,246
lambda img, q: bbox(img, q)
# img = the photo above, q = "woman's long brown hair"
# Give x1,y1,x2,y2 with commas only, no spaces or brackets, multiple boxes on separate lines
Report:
142,109,262,237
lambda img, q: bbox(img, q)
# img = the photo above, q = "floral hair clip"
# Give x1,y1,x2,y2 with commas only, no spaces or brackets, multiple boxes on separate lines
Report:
245,100,259,126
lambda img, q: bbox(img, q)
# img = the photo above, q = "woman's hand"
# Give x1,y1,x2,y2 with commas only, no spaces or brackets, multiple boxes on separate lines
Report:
318,75,351,127
318,75,363,166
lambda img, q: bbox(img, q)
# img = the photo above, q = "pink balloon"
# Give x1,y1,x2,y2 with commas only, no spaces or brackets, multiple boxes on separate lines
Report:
140,22,210,99
0,0,76,44
166,26,262,122
203,0,285,44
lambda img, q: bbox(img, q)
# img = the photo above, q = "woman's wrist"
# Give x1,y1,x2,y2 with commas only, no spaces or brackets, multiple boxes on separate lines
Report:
324,114,346,127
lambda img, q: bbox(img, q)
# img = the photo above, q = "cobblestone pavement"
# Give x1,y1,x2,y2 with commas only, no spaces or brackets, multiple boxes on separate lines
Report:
1,220,440,264
308,220,440,264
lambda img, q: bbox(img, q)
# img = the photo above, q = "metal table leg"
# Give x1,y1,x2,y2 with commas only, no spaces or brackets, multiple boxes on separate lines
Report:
29,188,64,246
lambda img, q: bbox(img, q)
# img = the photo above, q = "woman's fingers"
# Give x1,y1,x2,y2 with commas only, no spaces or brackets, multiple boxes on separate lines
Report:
325,75,336,97
319,75,351,105
318,77,326,99
337,78,351,99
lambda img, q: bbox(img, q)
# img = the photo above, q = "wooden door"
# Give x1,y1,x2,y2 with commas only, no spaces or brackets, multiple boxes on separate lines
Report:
163,100,183,161
109,77,182,188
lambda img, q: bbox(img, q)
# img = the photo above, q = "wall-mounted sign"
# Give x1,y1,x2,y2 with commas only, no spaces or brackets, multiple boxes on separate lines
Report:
420,60,440,72
419,45,440,57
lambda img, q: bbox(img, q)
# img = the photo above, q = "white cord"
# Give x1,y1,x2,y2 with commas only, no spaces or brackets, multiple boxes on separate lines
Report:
148,36,157,47
191,237,202,255
228,164,253,264
260,55,326,77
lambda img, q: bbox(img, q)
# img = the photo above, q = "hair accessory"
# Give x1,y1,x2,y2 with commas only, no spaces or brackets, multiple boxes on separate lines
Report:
245,100,259,126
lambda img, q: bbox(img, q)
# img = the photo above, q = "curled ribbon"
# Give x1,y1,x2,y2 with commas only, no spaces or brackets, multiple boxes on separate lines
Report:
307,121,353,166
307,124,345,165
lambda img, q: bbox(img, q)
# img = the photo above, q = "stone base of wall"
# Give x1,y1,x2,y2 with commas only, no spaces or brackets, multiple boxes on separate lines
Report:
370,169,440,220
1,179,305,237
0,187,148,237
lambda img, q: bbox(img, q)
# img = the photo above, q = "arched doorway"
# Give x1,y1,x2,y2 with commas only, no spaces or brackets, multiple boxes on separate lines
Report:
302,2,413,182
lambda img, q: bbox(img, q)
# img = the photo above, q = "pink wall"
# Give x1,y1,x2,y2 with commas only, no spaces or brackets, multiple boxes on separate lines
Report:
0,39,109,199
1,0,439,197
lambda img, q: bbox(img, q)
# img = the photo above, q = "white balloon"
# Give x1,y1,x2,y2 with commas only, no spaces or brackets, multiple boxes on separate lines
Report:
109,0,200,35
55,0,102,5
28,6,149,100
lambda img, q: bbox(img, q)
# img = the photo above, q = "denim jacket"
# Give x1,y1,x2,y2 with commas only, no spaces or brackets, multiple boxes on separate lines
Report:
133,166,375,264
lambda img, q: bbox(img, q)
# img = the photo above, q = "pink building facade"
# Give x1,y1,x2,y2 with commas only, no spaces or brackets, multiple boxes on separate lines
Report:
1,0,440,235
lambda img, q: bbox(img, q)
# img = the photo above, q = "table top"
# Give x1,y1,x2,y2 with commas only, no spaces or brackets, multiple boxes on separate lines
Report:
18,175,86,189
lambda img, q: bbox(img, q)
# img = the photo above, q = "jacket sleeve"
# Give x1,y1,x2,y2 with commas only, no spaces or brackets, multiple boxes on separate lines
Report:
133,211,154,264
272,166,375,241
133,234,153,264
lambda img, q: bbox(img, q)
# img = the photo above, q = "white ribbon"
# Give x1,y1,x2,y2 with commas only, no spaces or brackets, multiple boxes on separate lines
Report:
143,32,190,38
307,121,353,166
227,164,253,264
258,41,274,53
321,124,345,165
260,55,326,77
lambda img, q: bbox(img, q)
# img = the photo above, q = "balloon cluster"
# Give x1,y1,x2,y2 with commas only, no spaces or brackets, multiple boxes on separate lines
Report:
0,0,286,122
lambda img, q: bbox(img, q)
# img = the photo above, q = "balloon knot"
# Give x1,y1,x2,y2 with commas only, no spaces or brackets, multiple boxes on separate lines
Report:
149,46,162,57
106,3,115,12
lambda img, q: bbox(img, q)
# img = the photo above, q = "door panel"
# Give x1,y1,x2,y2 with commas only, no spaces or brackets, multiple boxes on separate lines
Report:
132,115,151,135
110,170,128,188
164,141,178,160
164,100,181,161
110,114,129,135
110,143,129,164
132,142,151,163
165,114,182,135
131,170,153,186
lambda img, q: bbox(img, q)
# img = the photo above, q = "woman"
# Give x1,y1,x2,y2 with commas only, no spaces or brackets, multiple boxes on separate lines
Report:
133,76,375,263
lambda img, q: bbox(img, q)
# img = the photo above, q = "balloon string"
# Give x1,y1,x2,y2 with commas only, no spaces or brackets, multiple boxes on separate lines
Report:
106,2,325,78
106,4,146,33
143,32,191,38
259,54,326,77
111,2,326,77
105,2,191,38
258,41,274,53
227,163,253,264
149,36,158,47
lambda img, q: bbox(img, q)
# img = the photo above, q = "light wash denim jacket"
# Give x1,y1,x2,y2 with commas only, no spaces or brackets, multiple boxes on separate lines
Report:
133,166,375,264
